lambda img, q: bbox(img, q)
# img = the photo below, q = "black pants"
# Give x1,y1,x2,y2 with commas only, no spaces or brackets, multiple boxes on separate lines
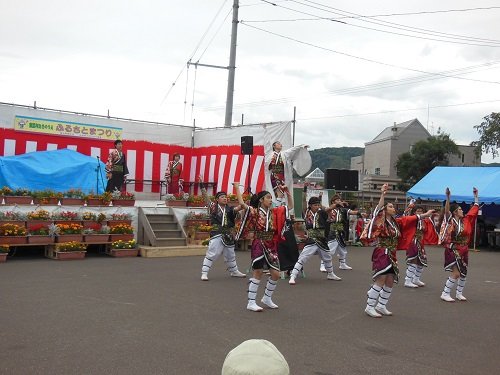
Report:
106,172,124,192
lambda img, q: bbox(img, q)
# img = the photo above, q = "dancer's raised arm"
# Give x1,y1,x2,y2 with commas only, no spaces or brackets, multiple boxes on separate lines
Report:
232,182,249,210
444,187,451,215
376,183,389,210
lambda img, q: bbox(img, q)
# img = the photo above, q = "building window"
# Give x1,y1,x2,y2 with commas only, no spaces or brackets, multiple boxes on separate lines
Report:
373,184,377,190
462,153,465,163
375,168,380,175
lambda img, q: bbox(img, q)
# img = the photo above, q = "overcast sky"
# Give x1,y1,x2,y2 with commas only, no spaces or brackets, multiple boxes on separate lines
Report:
1,0,499,162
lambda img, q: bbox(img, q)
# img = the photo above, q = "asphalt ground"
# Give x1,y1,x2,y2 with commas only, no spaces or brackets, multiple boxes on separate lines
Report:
1,245,499,375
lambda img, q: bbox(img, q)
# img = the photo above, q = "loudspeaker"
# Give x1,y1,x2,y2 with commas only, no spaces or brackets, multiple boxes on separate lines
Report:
324,169,359,191
241,136,254,155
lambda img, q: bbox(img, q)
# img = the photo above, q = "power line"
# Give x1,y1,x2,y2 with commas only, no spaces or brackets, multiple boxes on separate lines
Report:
199,60,500,111
290,0,500,45
240,22,500,84
297,99,500,121
256,0,500,47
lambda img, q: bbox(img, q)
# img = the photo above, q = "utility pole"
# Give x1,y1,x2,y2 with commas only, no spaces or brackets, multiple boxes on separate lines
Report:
224,0,239,127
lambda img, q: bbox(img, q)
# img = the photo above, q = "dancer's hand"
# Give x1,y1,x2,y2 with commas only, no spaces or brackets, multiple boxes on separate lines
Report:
473,187,478,196
445,187,450,197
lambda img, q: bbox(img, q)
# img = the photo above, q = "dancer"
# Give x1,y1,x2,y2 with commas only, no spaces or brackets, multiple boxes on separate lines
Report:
165,153,183,194
320,195,358,272
439,187,479,302
289,186,340,285
234,182,293,312
403,201,438,288
105,139,129,192
361,184,435,317
264,141,310,208
199,177,246,281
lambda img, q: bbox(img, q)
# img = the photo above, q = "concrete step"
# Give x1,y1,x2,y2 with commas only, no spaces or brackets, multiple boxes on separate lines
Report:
150,222,179,230
139,245,205,258
147,214,175,223
154,238,187,247
152,229,183,238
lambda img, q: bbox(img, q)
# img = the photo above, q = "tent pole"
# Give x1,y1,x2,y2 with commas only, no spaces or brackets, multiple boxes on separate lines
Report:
473,217,479,252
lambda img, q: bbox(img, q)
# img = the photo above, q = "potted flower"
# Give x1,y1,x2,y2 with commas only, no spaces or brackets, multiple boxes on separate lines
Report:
33,189,63,205
0,211,27,227
52,241,87,260
27,223,54,244
27,209,52,230
165,192,189,207
111,190,135,207
184,211,210,227
1,187,33,205
52,210,81,225
107,239,138,257
0,244,10,262
81,212,106,228
55,223,84,243
0,223,27,245
85,192,102,206
187,194,207,207
100,191,113,206
194,224,213,241
62,189,86,205
83,224,110,243
109,223,134,241
107,213,132,227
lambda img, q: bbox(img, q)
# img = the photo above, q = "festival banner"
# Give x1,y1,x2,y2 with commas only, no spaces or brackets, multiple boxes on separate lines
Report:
14,115,122,141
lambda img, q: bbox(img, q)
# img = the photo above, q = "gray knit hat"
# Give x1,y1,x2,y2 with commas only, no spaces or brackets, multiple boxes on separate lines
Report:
221,339,290,375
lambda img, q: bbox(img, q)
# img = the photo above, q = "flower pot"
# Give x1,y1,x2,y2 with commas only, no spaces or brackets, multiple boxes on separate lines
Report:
3,196,33,205
0,236,27,245
107,248,139,257
0,253,8,263
82,220,101,229
109,234,134,242
86,198,103,206
27,220,53,230
166,200,187,207
28,235,54,244
194,231,210,240
112,199,135,207
55,251,86,260
35,197,60,205
54,220,83,226
106,220,132,228
84,234,110,243
61,198,85,206
0,220,26,228
56,234,84,243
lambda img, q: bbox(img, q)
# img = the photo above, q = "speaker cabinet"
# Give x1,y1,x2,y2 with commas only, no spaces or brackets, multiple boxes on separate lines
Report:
241,136,254,155
324,169,359,191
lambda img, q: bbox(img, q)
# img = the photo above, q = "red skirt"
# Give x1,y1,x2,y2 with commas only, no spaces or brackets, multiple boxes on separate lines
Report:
371,246,399,282
444,244,468,277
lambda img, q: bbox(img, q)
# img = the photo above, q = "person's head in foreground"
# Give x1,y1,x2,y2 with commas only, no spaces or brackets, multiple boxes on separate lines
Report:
221,339,289,375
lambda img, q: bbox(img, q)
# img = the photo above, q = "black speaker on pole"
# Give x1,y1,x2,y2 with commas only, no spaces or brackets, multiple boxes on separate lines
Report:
325,169,359,191
241,136,254,155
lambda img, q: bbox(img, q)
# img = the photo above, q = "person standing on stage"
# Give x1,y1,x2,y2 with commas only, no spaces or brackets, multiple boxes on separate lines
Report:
199,177,246,281
165,153,183,195
320,195,358,272
403,201,438,288
105,139,129,193
264,141,310,208
234,183,293,312
360,184,435,318
289,186,340,284
438,187,479,302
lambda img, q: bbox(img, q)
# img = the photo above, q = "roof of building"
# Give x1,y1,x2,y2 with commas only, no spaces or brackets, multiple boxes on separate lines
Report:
369,118,428,143
305,167,324,180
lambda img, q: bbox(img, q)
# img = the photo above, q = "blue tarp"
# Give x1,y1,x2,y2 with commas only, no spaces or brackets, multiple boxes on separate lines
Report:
407,166,500,205
0,149,107,194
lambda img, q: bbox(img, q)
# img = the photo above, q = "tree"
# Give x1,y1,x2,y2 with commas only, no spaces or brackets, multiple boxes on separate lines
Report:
472,112,500,158
396,133,460,191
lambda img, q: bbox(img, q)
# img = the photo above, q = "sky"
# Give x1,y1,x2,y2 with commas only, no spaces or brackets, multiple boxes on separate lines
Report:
1,0,499,162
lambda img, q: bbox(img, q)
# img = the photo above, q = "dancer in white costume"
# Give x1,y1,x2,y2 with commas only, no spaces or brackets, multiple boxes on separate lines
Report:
320,195,358,272
289,186,339,285
199,177,246,281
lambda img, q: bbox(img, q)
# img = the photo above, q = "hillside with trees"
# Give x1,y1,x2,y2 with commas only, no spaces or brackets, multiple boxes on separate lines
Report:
309,147,364,171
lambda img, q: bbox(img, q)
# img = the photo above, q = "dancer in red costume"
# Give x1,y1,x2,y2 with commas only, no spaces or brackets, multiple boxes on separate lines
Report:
164,153,183,194
439,187,479,302
234,183,293,312
361,184,435,318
